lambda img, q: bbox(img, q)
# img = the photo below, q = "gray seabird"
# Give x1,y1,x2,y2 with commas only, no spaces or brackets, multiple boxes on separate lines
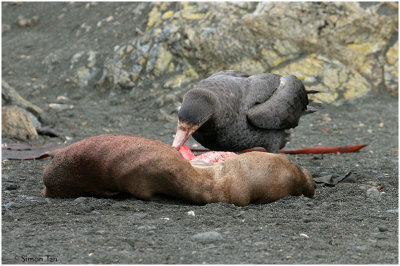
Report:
172,70,319,153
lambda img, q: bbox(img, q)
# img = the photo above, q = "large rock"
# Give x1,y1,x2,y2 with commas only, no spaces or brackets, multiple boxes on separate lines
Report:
92,2,397,105
2,81,44,140
2,106,38,140
17,2,395,109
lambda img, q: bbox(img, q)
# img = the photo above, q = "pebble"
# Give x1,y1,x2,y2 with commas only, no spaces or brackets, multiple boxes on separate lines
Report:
299,233,309,238
96,230,106,235
56,95,71,102
4,202,16,210
378,226,388,232
16,15,39,27
187,210,195,216
359,185,368,190
386,209,398,214
366,187,380,199
80,205,95,213
234,211,246,217
354,245,367,251
5,184,19,190
48,103,74,110
137,225,157,230
192,231,222,243
10,230,24,236
130,213,147,219
22,195,37,201
74,197,88,204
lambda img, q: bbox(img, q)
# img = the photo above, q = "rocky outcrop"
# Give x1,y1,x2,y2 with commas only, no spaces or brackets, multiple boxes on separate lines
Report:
82,2,397,106
14,2,393,111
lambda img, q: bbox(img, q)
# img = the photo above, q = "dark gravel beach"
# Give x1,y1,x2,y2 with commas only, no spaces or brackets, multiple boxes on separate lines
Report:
2,2,398,264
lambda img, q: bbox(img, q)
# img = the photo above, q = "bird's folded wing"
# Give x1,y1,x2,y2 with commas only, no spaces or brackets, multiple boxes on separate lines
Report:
247,76,309,130
208,70,250,78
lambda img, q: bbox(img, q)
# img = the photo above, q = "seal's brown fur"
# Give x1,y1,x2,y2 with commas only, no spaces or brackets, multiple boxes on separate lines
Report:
42,134,315,206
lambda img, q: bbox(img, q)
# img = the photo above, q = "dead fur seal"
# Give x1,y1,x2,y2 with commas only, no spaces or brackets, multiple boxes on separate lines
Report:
42,134,315,206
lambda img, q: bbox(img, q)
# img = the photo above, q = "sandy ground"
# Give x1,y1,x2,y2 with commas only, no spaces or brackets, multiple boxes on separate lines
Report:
2,2,398,264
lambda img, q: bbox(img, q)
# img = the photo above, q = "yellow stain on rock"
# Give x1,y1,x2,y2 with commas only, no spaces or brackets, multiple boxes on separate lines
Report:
138,55,147,65
87,60,96,68
164,67,199,89
130,73,139,81
126,45,134,54
180,2,195,11
153,28,162,38
342,72,369,100
232,58,265,75
260,49,287,67
322,67,340,90
159,2,170,11
147,6,162,29
275,55,324,80
345,42,375,74
261,48,267,56
154,45,173,75
273,53,372,104
181,12,205,20
273,57,285,67
386,41,398,66
309,84,338,104
180,2,205,20
162,10,174,20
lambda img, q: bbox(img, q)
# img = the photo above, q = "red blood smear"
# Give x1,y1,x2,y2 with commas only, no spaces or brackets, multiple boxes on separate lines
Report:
179,145,195,161
191,151,237,163
178,145,237,163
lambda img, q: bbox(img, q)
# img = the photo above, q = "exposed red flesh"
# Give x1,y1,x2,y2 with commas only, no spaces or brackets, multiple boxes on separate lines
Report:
178,145,195,161
191,151,237,164
179,145,236,163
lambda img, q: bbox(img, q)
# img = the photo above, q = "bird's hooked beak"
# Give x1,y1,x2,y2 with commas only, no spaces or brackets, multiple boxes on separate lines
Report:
172,121,199,150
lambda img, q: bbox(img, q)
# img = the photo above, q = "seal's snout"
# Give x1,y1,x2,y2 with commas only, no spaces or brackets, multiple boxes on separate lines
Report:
300,166,315,198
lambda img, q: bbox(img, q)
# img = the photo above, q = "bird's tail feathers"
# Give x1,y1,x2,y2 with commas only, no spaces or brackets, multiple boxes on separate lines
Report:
302,101,323,115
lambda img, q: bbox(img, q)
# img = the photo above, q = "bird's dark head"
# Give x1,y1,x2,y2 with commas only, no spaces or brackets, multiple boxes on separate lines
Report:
172,89,217,149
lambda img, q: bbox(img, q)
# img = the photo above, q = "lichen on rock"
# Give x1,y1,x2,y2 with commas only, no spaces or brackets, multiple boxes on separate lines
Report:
42,2,398,106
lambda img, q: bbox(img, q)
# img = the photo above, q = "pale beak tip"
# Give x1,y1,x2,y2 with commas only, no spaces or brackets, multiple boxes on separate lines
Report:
172,127,192,150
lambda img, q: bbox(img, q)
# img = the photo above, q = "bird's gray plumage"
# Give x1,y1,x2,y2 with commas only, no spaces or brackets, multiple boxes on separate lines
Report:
178,70,318,153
